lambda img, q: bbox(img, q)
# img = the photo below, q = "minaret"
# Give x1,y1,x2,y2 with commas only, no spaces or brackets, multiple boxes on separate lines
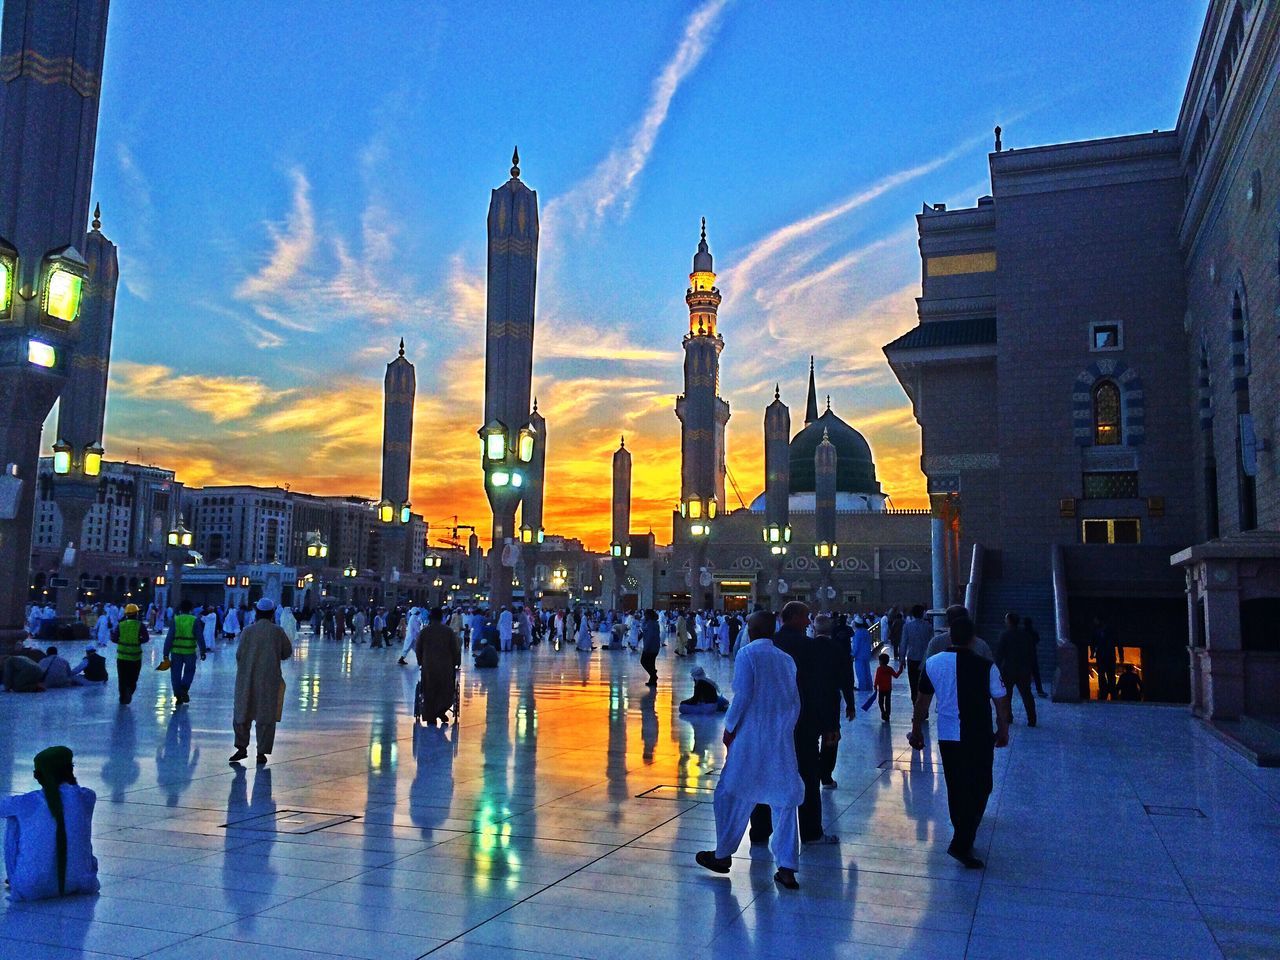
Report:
380,338,415,587
805,356,819,424
381,338,415,510
611,435,632,609
764,385,791,605
51,203,119,616
480,148,539,609
0,0,111,642
519,397,546,603
675,218,731,518
815,428,838,611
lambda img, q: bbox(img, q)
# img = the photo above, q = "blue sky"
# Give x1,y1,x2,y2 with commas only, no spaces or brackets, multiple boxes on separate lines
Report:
79,0,1208,546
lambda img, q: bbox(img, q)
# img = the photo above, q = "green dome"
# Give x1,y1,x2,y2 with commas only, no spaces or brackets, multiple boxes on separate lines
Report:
788,409,880,495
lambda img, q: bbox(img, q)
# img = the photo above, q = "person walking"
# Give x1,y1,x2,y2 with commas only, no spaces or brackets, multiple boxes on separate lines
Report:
996,613,1037,726
110,604,149,705
639,609,661,687
926,604,994,660
908,617,1009,869
902,604,931,703
751,601,840,847
163,600,206,706
229,599,293,766
814,614,856,790
498,607,513,653
873,652,903,723
399,607,423,666
851,616,874,691
1023,617,1047,697
1091,616,1119,700
696,610,804,890
415,608,460,725
675,613,690,656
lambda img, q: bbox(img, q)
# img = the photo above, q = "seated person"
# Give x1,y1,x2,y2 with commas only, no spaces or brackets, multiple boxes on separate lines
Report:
473,641,499,669
1116,663,1144,702
2,647,44,693
678,666,729,715
71,644,109,684
608,623,626,649
38,648,75,689
1,746,99,901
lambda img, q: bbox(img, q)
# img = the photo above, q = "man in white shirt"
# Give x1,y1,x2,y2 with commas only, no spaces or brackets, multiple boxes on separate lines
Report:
909,616,1009,869
697,610,804,890
498,607,513,653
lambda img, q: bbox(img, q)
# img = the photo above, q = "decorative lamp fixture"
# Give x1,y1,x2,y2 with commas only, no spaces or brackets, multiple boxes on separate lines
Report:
82,443,103,478
377,500,394,523
154,574,166,587
167,516,193,549
27,339,57,368
343,562,357,578
814,541,838,559
0,240,15,318
225,575,236,587
40,248,88,323
517,425,536,463
239,575,250,587
424,553,442,569
520,524,537,545
51,439,72,476
399,503,412,524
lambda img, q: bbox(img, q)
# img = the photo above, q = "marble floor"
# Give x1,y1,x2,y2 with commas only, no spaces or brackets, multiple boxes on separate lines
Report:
2,632,1279,960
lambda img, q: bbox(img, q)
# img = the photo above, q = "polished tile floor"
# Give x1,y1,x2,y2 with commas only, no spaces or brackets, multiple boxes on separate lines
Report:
2,632,1279,959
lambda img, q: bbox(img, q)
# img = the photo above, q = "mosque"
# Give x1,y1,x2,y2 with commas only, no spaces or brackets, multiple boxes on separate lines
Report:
605,225,931,613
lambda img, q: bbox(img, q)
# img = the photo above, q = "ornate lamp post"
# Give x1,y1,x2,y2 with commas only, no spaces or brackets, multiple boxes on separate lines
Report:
682,495,716,609
0,0,111,648
163,515,193,612
304,530,328,610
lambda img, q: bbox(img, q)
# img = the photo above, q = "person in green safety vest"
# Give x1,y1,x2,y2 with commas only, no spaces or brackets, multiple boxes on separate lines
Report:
110,604,150,705
164,599,207,706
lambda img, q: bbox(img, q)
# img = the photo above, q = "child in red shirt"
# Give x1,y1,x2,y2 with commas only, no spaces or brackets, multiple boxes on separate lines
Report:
874,652,903,723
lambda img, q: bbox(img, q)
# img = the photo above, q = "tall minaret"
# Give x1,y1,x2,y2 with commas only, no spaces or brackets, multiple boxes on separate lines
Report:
0,0,111,642
805,356,819,424
675,218,730,517
481,148,539,609
381,338,415,511
763,385,791,605
611,435,631,608
815,427,838,611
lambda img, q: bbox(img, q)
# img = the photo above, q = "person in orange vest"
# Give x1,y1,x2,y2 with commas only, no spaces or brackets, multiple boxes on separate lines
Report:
110,604,149,705
163,599,206,705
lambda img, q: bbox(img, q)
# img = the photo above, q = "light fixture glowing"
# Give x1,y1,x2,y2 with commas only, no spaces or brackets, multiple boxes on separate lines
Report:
51,440,72,476
687,499,701,519
400,505,411,524
517,428,535,463
378,501,394,523
0,256,12,317
485,431,506,462
82,443,103,477
510,471,523,488
44,267,83,322
491,470,510,487
27,340,56,368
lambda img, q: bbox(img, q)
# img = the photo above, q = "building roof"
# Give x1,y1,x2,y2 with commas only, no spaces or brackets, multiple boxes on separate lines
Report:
884,316,996,351
788,408,880,496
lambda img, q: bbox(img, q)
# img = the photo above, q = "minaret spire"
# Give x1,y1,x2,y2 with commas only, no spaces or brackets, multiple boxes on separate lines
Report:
91,202,101,231
511,146,520,179
398,337,405,358
805,356,819,423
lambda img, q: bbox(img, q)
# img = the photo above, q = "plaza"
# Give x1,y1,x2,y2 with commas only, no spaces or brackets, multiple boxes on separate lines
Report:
2,634,1278,960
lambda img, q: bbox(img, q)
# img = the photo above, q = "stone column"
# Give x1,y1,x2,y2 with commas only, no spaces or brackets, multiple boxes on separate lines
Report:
1200,559,1244,720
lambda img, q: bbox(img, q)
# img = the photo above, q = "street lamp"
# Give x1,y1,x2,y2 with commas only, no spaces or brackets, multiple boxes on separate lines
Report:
424,553,442,569
519,523,544,545
814,541,838,559
763,522,792,556
167,517,193,549
343,562,357,578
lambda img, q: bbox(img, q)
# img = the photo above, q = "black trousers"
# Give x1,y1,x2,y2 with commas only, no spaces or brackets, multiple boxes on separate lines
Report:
750,725,824,843
1004,670,1037,724
938,738,993,854
117,659,142,704
639,648,658,684
878,690,891,721
907,659,922,703
818,731,838,783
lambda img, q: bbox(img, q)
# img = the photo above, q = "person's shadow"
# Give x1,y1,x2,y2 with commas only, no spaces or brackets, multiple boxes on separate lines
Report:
223,765,275,919
640,688,658,763
100,708,140,804
155,709,199,807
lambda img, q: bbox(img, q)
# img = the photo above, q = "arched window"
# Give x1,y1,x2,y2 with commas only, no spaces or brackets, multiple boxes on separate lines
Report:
1093,381,1122,446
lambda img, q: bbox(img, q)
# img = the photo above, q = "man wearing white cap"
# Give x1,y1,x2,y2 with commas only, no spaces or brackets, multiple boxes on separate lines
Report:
398,607,423,666
230,598,293,766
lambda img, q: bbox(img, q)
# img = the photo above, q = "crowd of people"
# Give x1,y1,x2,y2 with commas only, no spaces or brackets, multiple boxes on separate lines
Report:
3,586,1121,903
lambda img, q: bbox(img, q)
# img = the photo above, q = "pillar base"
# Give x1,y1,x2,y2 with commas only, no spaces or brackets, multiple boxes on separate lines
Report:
1052,642,1081,703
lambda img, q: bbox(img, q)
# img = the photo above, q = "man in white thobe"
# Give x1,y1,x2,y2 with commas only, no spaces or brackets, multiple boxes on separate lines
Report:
399,608,423,665
498,607,513,653
697,610,804,890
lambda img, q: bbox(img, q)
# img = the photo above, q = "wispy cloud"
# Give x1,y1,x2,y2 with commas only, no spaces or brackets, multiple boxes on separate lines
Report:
113,143,155,301
544,0,729,235
236,168,315,301
110,360,281,423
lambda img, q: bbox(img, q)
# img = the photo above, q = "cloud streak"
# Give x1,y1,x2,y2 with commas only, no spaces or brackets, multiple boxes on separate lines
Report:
545,0,729,234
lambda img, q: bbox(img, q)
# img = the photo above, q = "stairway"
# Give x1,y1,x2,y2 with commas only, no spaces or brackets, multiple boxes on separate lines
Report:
977,578,1057,686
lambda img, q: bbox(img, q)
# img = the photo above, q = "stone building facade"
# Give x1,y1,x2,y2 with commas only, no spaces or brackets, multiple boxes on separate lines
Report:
886,0,1279,713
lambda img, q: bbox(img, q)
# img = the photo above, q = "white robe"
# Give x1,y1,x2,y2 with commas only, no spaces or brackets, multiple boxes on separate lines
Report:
223,609,241,637
279,607,297,644
202,612,219,650
718,639,804,808
576,618,593,651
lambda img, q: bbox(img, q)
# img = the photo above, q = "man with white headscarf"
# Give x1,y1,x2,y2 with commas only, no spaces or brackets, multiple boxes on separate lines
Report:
230,598,293,766
398,607,424,665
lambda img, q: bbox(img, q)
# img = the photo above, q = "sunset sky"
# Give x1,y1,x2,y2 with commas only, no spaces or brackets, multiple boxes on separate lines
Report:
68,0,1206,550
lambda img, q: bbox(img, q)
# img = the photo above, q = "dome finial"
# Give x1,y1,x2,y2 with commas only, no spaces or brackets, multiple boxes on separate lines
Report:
511,146,520,179
398,337,405,358
805,356,819,424
774,383,780,401
700,216,706,243
620,434,625,449
532,396,538,413
826,394,831,412
91,202,101,231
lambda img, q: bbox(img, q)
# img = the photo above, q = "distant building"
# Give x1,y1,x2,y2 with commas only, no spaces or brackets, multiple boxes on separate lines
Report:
884,0,1279,716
